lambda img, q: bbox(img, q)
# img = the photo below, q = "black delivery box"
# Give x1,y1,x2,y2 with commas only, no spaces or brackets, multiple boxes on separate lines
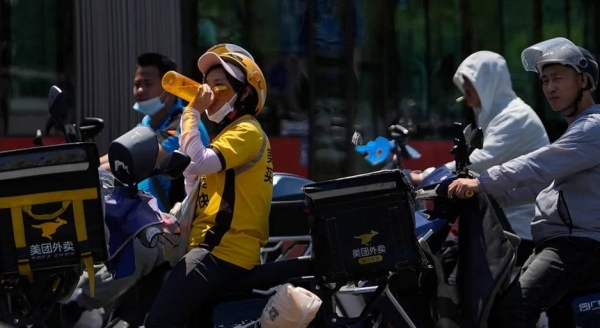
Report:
0,143,108,277
303,169,424,283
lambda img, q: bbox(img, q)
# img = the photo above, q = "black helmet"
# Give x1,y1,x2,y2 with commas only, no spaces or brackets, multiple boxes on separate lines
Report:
522,37,599,90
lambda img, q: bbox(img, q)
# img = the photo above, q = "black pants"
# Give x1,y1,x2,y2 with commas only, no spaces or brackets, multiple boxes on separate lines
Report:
144,247,248,328
498,237,600,328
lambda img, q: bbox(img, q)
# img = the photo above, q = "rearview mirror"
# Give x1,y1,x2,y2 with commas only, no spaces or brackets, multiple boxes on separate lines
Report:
152,150,191,180
404,145,422,159
80,117,105,141
388,124,409,141
33,129,43,147
462,123,473,145
351,131,363,146
48,85,67,123
469,127,484,150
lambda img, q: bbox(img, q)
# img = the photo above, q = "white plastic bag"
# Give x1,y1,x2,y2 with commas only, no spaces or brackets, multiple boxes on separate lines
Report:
260,283,322,328
162,178,200,266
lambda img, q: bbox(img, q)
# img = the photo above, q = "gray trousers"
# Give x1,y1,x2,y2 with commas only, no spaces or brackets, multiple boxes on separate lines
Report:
499,236,600,328
75,239,166,310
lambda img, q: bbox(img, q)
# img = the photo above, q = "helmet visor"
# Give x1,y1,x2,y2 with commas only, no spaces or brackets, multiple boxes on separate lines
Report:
521,37,585,75
197,52,246,83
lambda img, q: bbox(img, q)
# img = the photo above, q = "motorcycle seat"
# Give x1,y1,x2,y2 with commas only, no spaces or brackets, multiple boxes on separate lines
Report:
268,200,310,236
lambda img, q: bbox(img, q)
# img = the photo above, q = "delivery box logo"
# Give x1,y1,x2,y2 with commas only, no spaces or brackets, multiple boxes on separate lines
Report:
24,201,71,240
32,217,68,240
352,230,385,265
354,230,379,246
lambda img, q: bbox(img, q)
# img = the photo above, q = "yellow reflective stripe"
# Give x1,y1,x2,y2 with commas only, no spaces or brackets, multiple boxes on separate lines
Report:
0,188,98,209
73,200,88,244
0,188,99,287
10,207,26,249
22,201,71,220
72,199,95,296
17,261,32,282
11,207,32,281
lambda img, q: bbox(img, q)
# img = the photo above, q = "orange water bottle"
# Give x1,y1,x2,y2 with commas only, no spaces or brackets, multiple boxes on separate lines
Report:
162,70,229,103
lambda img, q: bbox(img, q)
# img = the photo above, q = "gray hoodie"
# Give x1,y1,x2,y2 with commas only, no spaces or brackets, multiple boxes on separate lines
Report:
447,51,549,241
479,105,600,244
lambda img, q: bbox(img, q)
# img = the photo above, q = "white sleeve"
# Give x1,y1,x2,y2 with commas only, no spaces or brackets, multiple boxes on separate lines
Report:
179,107,222,192
183,170,198,196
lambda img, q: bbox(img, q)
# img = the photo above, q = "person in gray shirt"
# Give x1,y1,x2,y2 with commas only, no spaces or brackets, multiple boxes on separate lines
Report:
448,37,600,327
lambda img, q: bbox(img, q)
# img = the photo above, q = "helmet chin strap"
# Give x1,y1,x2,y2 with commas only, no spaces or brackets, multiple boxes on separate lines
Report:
216,97,243,130
561,87,584,118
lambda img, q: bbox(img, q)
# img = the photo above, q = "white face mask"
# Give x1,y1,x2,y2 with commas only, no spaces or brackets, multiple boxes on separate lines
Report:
207,94,238,123
133,95,165,116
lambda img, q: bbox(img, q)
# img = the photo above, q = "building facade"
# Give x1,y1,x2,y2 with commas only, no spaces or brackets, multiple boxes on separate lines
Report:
2,0,599,180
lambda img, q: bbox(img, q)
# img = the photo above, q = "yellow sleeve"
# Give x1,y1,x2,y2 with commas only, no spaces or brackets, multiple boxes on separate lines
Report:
210,121,263,170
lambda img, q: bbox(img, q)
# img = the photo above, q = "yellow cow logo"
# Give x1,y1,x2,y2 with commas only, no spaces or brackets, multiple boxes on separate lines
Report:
32,218,68,240
354,230,379,246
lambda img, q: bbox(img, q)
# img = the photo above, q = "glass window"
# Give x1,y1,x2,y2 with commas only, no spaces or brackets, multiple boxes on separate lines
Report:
309,0,351,180
187,0,600,179
193,0,311,137
351,0,390,174
1,0,75,136
502,0,536,110
393,0,463,141
393,1,429,140
250,0,309,138
426,0,464,139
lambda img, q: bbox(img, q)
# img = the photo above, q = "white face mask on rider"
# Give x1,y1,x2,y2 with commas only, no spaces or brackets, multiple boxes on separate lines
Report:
133,94,166,116
207,94,238,123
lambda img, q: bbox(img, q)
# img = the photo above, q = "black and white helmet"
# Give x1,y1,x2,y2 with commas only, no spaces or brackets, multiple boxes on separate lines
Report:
521,37,599,91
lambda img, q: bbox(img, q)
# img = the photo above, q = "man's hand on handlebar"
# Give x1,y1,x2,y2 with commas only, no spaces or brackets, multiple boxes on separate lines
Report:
447,178,480,199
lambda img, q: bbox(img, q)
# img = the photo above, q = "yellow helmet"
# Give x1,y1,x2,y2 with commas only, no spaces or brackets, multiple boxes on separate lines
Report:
205,43,255,61
197,45,267,115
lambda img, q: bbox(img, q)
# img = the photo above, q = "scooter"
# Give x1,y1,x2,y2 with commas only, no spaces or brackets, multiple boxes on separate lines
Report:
204,167,429,328
0,86,110,328
262,124,436,265
14,86,190,327
217,124,453,328
91,128,428,327
187,124,486,328
352,123,449,241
